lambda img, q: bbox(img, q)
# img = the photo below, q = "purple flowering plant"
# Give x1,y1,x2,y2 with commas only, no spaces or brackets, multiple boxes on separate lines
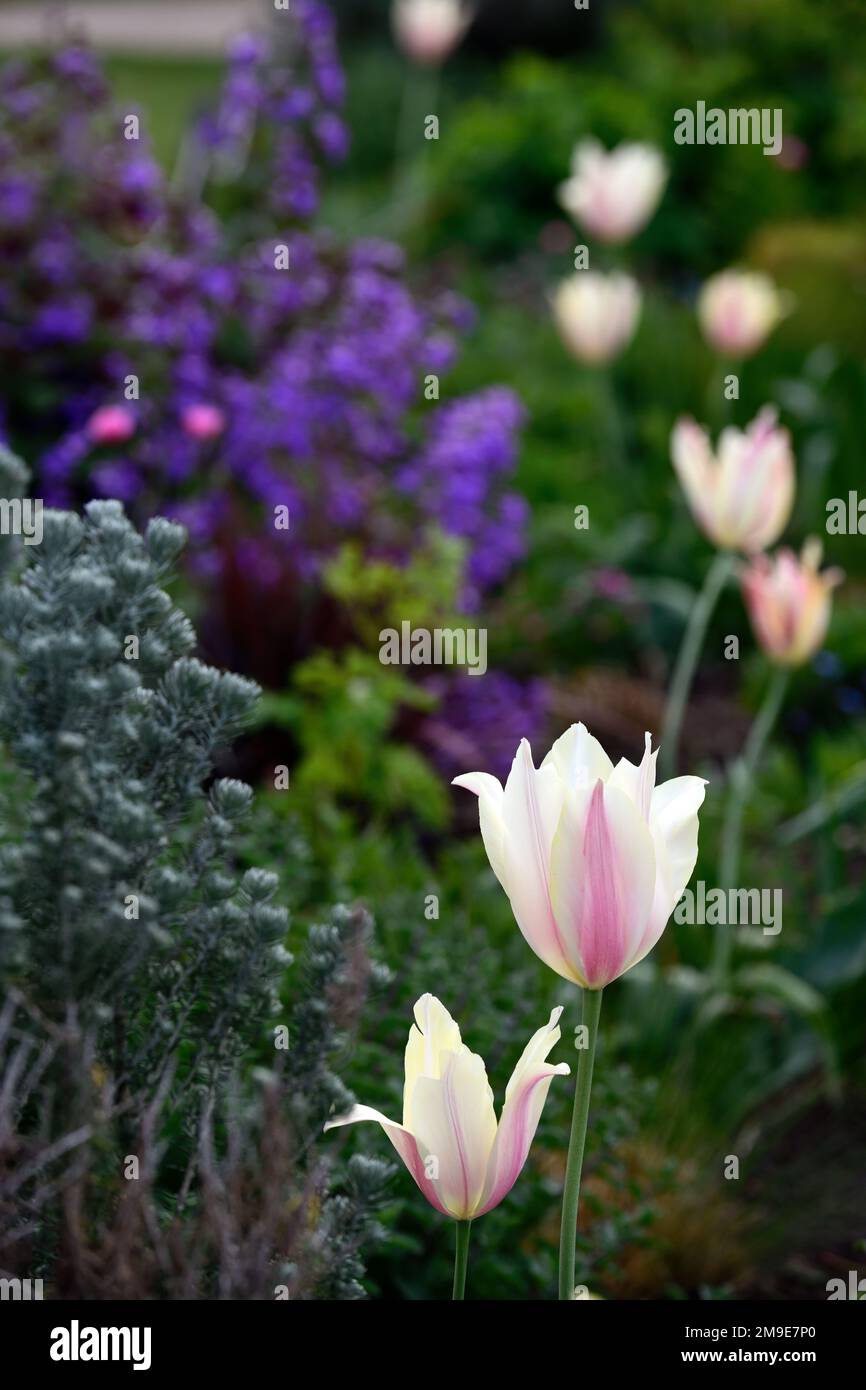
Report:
0,1,542,794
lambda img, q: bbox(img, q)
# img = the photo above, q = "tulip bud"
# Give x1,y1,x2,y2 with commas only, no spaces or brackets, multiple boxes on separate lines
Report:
698,269,789,358
552,272,641,366
325,995,569,1219
741,540,843,667
86,404,136,446
671,406,795,554
182,403,226,440
391,0,472,67
454,724,706,990
558,139,667,244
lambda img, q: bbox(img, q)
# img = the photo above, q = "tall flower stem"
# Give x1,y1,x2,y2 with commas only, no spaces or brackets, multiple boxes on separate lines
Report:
713,666,790,983
391,64,440,234
598,367,627,475
660,550,736,780
558,987,603,1302
452,1219,472,1300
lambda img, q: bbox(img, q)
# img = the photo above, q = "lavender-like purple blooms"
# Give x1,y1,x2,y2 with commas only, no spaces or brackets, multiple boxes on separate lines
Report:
419,672,548,783
0,2,532,776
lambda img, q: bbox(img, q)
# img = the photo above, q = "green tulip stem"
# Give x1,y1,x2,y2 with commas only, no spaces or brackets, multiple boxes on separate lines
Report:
452,1219,472,1300
660,550,736,780
713,665,791,983
558,987,603,1302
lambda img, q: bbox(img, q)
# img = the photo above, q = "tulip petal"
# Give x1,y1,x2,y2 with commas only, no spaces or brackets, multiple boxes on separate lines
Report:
671,417,717,541
638,775,707,959
476,1006,570,1217
403,993,463,1129
550,779,656,988
542,721,614,789
323,1104,451,1216
608,731,657,821
500,739,572,976
650,775,707,895
451,771,508,888
411,1047,497,1219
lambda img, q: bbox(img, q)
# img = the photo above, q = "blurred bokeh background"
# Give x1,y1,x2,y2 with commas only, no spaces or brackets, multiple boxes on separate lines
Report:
1,0,864,1299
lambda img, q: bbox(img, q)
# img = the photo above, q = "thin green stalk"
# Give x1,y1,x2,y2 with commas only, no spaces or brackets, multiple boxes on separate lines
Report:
452,1219,472,1300
390,63,440,234
713,666,791,983
660,550,736,780
598,367,627,474
706,358,735,429
558,987,603,1302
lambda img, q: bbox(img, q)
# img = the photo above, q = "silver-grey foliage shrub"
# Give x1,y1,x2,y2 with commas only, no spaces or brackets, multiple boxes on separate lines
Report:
0,449,391,1297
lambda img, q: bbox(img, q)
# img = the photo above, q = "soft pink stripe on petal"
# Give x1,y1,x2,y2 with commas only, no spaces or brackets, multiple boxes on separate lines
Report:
580,781,626,987
547,786,593,985
323,1104,451,1216
578,781,656,987
476,1005,570,1216
475,1067,568,1216
411,1055,496,1219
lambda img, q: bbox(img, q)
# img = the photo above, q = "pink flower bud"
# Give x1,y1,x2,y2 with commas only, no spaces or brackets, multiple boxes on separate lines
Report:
181,403,226,440
86,405,136,446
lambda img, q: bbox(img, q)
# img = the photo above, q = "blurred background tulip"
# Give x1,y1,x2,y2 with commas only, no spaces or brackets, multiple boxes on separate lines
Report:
741,540,843,667
552,272,641,365
671,406,795,554
558,139,667,244
391,0,473,67
698,269,789,358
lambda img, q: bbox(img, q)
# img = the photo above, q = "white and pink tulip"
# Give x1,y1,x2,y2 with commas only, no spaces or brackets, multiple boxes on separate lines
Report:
454,724,706,990
552,271,641,366
558,138,667,245
391,0,473,67
324,994,569,1220
741,539,843,667
671,406,795,554
698,269,789,358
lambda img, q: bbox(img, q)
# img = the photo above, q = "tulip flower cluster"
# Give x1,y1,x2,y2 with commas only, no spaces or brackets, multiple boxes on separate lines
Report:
327,722,706,1298
669,399,841,669
326,11,845,1310
552,140,667,368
